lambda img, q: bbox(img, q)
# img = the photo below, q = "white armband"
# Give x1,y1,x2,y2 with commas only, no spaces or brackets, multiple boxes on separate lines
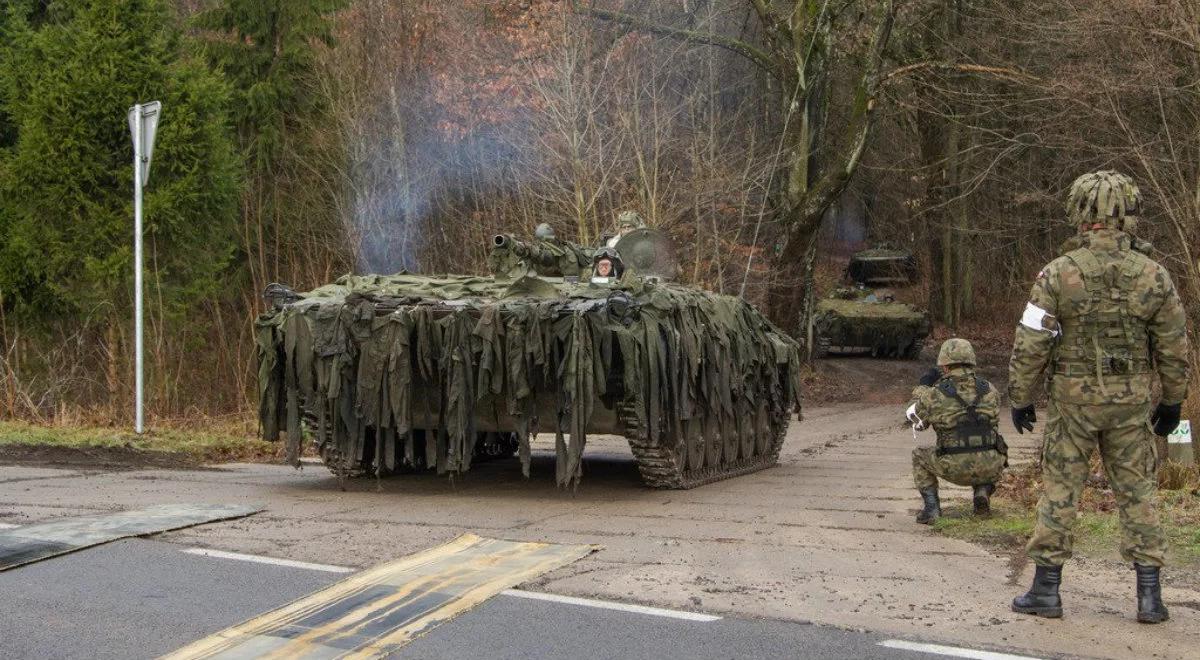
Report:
1020,302,1058,336
906,403,925,430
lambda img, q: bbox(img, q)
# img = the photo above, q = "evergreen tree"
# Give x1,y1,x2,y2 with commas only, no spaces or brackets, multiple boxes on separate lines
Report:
0,0,240,325
195,0,348,293
195,0,343,169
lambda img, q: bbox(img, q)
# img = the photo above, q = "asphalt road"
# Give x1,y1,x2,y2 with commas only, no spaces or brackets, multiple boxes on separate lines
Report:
0,537,965,660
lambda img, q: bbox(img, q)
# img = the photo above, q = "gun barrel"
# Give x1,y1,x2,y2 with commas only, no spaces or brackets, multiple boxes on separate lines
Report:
493,234,536,257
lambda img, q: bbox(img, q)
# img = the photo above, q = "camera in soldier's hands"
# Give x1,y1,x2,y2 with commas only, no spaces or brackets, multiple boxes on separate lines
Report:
918,367,941,387
1012,405,1036,434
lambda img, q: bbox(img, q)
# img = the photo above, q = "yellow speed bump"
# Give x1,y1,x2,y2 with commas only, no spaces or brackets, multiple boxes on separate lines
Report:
164,533,598,659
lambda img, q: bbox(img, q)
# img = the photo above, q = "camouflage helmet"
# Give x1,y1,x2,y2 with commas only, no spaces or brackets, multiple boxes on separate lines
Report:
592,246,625,277
617,210,645,230
937,338,976,367
1066,170,1141,232
593,246,620,264
534,222,556,241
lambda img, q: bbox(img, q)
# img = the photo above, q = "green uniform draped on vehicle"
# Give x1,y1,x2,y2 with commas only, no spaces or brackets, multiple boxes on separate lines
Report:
256,229,803,490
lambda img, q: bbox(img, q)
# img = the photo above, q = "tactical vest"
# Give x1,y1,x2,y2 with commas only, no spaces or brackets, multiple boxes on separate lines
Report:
935,378,1003,456
1053,247,1152,381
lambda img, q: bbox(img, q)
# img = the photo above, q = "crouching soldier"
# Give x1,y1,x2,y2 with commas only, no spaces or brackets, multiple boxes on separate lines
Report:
906,338,1008,523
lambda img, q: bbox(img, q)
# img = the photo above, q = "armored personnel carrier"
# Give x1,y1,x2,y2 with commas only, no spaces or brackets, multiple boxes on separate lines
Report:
813,247,931,359
256,230,802,489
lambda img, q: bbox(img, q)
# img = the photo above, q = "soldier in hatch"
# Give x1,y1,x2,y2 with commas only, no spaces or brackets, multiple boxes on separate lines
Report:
590,247,625,284
534,222,557,242
605,210,646,248
1008,171,1190,624
906,338,1007,524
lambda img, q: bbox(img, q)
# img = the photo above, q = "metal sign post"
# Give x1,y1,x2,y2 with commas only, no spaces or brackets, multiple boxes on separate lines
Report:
128,101,161,435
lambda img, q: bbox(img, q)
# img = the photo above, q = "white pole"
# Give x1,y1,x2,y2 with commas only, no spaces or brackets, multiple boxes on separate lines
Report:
133,105,144,435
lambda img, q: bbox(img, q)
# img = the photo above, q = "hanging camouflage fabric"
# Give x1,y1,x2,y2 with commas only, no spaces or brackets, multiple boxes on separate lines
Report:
256,230,803,489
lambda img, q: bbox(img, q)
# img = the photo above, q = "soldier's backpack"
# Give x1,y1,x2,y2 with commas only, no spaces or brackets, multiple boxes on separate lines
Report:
936,378,1007,460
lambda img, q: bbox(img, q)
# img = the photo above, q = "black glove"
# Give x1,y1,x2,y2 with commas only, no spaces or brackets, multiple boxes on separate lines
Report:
1151,402,1182,437
918,367,941,387
1012,405,1036,434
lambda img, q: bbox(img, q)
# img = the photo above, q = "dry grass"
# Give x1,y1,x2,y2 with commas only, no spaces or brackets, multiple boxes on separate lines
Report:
0,420,282,465
936,458,1200,565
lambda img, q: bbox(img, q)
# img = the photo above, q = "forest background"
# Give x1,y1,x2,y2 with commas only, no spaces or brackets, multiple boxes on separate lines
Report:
1,0,1198,446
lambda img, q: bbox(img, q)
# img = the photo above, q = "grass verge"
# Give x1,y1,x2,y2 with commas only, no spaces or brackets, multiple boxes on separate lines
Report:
0,420,281,468
932,460,1200,567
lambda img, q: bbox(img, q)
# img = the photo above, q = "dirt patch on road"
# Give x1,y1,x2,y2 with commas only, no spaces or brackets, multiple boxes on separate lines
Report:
0,444,204,471
0,420,285,471
804,356,927,405
804,341,1010,407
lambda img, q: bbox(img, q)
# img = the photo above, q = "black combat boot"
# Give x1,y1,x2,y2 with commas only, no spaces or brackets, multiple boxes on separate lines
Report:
1135,564,1169,624
915,488,941,524
972,483,995,516
1012,564,1063,618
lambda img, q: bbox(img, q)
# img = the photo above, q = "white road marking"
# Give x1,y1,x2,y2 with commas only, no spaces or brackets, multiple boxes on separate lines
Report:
180,548,719,622
0,523,19,529
879,639,1043,660
182,547,354,574
502,589,722,622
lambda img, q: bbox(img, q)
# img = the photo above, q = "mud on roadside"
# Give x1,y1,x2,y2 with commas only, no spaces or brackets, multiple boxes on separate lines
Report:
804,343,1010,407
0,444,210,471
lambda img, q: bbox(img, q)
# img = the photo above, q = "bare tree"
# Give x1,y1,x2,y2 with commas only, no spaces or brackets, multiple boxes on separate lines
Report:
573,0,897,339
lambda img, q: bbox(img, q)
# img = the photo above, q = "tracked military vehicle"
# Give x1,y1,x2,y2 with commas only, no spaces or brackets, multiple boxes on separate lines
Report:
813,247,931,359
257,229,802,489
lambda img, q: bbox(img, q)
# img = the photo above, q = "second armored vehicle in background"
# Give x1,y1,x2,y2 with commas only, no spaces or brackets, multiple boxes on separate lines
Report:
813,247,931,359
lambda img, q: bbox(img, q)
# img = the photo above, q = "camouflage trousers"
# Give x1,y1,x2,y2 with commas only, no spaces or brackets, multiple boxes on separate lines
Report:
1027,400,1166,567
912,447,1006,491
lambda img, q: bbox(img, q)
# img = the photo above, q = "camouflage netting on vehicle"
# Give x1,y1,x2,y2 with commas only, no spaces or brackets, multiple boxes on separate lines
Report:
814,297,931,359
816,298,926,320
849,247,912,260
846,248,918,286
814,245,931,360
256,272,803,488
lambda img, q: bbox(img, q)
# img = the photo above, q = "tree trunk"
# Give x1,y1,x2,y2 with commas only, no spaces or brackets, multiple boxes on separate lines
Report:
105,316,121,421
573,0,896,339
801,232,820,358
918,110,949,321
943,113,962,329
957,128,974,319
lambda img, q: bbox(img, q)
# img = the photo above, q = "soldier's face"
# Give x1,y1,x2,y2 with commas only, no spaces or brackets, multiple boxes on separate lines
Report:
597,260,613,276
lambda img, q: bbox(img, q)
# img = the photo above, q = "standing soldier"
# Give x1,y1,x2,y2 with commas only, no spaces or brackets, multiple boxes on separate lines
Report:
1008,171,1190,624
605,210,645,248
906,338,1007,524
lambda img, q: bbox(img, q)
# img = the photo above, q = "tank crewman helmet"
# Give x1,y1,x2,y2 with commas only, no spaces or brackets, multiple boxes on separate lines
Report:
591,247,625,279
617,210,645,231
1066,170,1141,234
937,338,977,367
534,222,556,241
